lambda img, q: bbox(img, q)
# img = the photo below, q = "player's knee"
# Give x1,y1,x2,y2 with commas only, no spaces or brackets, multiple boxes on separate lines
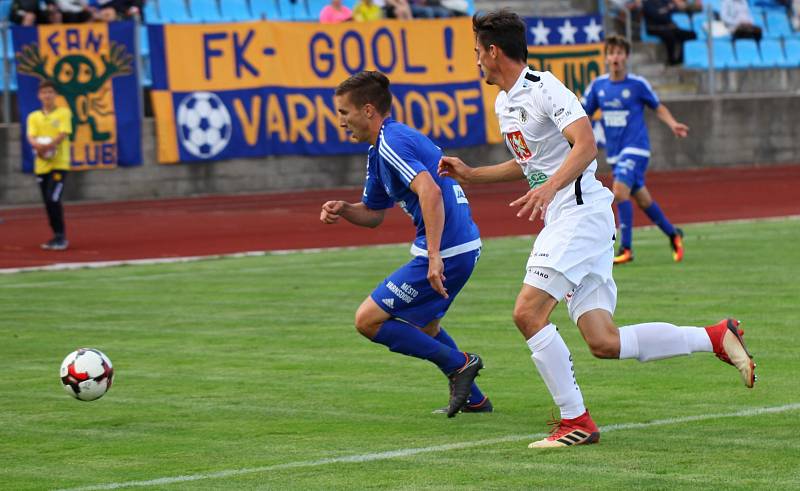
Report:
353,312,381,339
613,189,630,203
587,336,620,359
512,304,548,334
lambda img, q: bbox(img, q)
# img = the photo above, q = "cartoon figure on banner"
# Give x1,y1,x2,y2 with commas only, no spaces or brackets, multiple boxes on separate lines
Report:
16,42,133,142
176,92,232,159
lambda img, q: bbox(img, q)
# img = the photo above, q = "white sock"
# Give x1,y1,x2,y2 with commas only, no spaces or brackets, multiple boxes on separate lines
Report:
619,322,712,362
526,323,586,420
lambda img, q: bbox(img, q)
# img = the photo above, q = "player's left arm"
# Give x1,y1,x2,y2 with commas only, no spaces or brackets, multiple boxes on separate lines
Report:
409,171,448,299
654,104,689,138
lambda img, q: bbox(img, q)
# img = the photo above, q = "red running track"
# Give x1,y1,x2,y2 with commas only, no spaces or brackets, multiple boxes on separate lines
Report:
1,164,798,270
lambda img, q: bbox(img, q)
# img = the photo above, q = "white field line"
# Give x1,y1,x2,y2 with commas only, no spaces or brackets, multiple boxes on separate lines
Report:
59,402,800,491
3,214,799,276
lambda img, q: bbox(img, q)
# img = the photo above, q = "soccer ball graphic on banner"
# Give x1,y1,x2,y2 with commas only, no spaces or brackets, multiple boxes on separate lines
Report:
176,91,232,159
60,348,114,401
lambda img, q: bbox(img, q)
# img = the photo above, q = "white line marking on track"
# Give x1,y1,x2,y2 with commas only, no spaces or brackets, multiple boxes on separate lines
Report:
3,215,799,275
60,403,800,491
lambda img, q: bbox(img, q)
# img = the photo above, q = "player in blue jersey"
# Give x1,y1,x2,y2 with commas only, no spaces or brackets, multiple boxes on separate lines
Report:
320,71,488,418
582,35,689,264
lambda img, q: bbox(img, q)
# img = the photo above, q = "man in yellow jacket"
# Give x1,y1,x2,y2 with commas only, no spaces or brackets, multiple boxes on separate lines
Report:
27,80,73,251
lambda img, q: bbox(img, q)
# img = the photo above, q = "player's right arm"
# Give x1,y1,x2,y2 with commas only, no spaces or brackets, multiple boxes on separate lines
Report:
438,157,524,184
320,200,385,228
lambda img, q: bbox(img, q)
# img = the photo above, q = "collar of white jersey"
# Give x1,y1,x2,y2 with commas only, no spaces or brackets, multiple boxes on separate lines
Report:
507,67,541,95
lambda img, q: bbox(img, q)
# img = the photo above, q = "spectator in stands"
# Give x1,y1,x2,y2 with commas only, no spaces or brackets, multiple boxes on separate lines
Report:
609,0,643,37
383,0,413,19
10,0,59,25
643,0,698,65
27,80,73,251
353,0,383,21
410,0,452,18
91,0,143,21
720,0,763,41
55,0,93,23
319,0,353,23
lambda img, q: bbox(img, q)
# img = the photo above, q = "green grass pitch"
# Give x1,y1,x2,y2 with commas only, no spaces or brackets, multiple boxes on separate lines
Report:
1,218,798,490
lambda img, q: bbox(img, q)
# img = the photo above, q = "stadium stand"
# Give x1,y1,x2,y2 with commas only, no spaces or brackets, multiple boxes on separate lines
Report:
784,38,800,64
143,1,162,23
760,38,791,67
251,0,282,19
0,0,10,22
159,0,193,23
220,0,252,21
672,12,693,31
765,9,796,37
734,38,761,67
190,0,221,22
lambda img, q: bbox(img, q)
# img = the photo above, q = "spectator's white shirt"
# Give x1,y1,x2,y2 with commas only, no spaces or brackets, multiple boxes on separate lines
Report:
720,0,754,28
495,68,610,222
55,0,88,13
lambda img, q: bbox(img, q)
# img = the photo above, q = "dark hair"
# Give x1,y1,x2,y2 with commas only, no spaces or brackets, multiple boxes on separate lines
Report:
605,34,631,55
38,80,57,92
335,71,392,115
472,9,528,64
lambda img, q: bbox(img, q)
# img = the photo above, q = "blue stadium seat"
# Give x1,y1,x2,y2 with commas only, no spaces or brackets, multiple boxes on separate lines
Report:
734,39,762,67
220,0,251,21
759,38,791,67
141,55,152,87
765,10,794,37
190,0,222,22
713,39,746,68
750,7,767,28
252,0,282,19
672,12,693,32
142,0,161,23
160,0,193,23
307,0,330,19
684,39,709,68
278,0,313,21
640,21,661,43
784,38,800,65
4,28,12,59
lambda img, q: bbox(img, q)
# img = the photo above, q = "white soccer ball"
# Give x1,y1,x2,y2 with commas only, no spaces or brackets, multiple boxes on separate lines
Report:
176,91,232,159
35,136,56,160
60,348,114,401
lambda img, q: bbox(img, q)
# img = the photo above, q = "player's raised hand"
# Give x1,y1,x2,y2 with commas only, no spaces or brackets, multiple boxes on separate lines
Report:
438,156,473,184
320,200,345,224
509,183,556,222
671,122,689,138
427,254,449,299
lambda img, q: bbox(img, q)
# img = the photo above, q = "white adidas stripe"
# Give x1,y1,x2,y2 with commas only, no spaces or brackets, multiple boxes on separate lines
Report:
59,403,800,491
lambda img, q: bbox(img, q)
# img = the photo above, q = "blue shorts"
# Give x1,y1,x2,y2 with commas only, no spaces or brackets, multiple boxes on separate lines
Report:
370,248,480,328
612,154,649,193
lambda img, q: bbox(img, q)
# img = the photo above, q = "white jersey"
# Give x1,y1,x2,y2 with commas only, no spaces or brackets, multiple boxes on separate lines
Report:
495,68,612,223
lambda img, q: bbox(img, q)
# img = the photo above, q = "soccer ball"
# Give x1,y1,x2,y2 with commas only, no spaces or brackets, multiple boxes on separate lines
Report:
35,136,56,160
176,91,232,159
60,348,114,401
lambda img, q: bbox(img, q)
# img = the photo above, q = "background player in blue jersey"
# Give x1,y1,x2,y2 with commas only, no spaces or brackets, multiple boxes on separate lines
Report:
582,35,689,264
320,71,488,417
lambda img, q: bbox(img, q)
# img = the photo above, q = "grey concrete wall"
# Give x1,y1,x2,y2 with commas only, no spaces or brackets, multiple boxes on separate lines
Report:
1,93,799,206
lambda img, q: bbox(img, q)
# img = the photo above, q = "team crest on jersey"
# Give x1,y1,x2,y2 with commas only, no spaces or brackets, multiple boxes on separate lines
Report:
506,130,532,161
519,108,528,123
622,89,631,98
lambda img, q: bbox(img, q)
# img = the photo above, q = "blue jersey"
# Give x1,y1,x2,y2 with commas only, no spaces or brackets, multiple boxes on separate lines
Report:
362,118,481,258
582,74,660,165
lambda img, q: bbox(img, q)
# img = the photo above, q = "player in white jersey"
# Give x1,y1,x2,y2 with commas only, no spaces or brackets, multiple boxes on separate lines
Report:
438,10,756,448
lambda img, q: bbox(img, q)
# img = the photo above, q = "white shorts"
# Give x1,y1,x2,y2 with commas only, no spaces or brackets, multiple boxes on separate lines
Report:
524,267,617,323
523,195,617,322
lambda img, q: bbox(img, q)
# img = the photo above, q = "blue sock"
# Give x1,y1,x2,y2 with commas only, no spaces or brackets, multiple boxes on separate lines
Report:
644,201,676,237
434,327,486,406
373,319,466,374
618,200,634,250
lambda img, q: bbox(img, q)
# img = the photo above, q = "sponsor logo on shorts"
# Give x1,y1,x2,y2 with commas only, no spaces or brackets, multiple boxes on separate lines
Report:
386,281,419,304
529,268,549,279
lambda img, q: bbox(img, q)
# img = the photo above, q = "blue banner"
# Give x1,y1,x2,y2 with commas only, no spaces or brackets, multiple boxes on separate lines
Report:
12,21,142,172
